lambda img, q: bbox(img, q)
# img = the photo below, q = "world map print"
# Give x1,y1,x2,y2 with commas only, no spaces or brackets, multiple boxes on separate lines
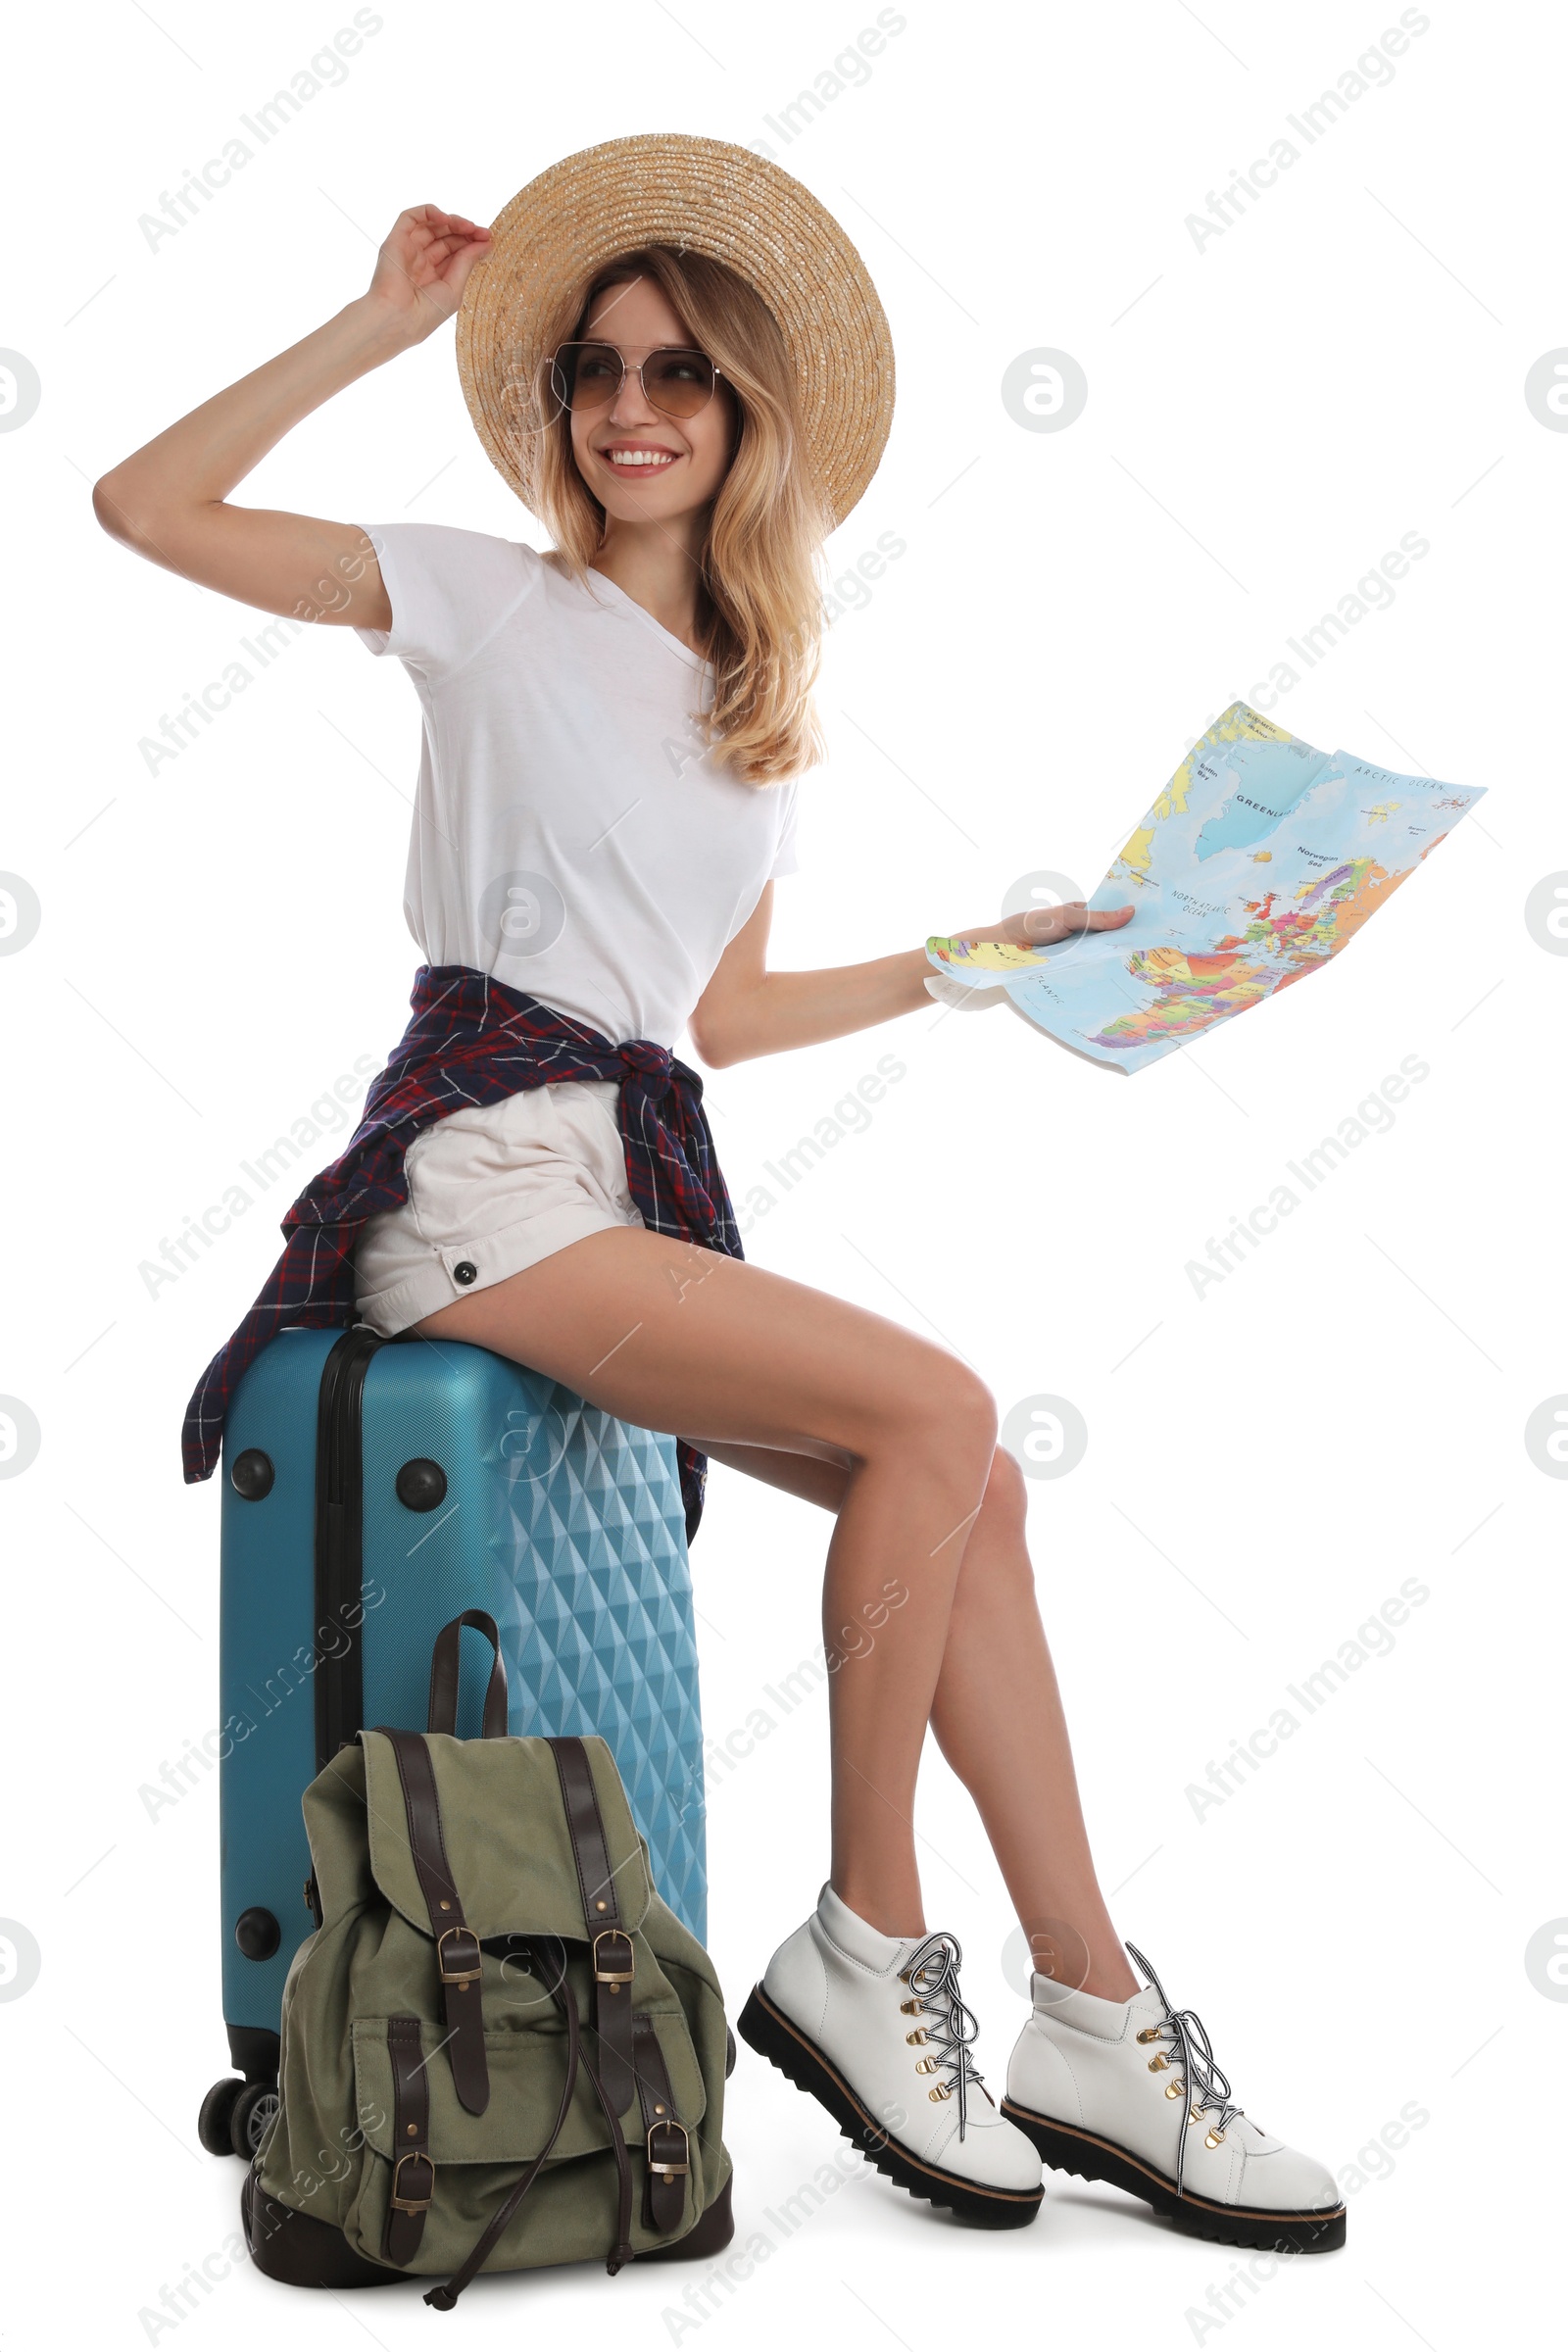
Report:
926,704,1485,1074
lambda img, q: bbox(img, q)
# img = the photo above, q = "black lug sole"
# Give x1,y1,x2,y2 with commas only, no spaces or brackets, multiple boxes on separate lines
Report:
1000,2097,1346,2254
738,1984,1043,2231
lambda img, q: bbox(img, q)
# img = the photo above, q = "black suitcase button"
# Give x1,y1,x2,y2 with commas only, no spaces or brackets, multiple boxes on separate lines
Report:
396,1458,449,1513
235,1906,281,1961
229,1448,274,1500
453,1259,478,1286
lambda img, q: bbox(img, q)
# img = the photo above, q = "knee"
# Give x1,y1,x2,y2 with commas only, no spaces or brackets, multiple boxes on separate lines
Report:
946,1446,1034,1617
981,1444,1030,1537
853,1348,997,1486
912,1362,998,1470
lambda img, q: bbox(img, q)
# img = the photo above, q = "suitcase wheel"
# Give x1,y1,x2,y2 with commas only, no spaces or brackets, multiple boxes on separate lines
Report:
229,2078,281,2162
197,2075,243,2156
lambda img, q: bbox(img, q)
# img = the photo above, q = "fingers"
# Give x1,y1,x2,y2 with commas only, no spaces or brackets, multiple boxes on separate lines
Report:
1020,900,1134,940
388,207,492,263
441,238,494,303
400,205,488,236
379,209,493,307
949,899,1136,952
414,234,490,283
1021,900,1089,938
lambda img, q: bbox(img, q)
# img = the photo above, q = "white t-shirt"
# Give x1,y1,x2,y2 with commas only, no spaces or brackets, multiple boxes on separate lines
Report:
353,522,800,1049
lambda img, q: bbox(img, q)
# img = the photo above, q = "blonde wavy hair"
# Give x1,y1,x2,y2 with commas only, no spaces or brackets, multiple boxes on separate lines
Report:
511,245,833,786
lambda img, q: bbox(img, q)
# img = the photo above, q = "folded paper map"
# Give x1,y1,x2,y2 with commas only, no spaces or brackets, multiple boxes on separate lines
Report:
926,703,1485,1074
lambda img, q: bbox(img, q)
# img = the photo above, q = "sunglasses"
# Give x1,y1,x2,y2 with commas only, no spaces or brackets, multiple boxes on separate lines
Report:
546,341,724,422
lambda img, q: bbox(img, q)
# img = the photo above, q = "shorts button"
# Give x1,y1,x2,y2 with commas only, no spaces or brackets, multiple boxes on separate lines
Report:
453,1259,478,1287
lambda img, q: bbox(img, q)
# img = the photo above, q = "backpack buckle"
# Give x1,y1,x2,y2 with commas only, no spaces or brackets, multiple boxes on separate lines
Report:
437,1926,482,1985
391,2151,435,2213
647,2120,690,2178
593,1929,634,1986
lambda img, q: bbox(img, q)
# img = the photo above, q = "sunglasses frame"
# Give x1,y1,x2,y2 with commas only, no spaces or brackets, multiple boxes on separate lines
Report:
544,340,726,422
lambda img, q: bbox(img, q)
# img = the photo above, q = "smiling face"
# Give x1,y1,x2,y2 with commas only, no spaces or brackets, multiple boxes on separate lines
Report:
567,273,738,524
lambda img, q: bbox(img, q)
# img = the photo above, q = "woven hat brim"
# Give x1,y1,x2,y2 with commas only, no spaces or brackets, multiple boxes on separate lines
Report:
455,132,895,532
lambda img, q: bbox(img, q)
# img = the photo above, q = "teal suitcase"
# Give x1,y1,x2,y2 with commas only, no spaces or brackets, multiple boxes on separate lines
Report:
198,1327,708,2161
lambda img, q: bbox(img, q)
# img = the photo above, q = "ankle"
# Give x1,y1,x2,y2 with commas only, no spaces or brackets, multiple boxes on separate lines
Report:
1028,1935,1140,2006
1077,1955,1141,2002
827,1879,925,1940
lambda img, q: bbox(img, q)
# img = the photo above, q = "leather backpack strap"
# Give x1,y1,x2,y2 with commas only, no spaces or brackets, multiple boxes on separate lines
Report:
424,1964,585,2310
632,2013,689,2235
383,2016,434,2266
380,1728,490,2116
548,1736,636,2120
575,2021,636,2274
426,1609,509,1740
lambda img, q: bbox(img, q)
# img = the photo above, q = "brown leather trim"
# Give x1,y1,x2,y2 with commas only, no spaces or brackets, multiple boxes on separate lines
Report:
380,1728,490,2116
632,2013,687,2235
572,2029,636,2274
549,1736,623,1926
242,2168,403,2289
549,1736,636,2120
383,2016,434,2266
998,2096,1348,2226
426,1609,509,1740
636,2173,735,2265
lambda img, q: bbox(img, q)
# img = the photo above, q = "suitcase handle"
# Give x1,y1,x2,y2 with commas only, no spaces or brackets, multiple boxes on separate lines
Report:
427,1610,510,1740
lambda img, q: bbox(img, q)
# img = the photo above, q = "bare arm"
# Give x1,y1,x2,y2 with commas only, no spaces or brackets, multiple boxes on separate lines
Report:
91,205,492,629
687,886,1136,1066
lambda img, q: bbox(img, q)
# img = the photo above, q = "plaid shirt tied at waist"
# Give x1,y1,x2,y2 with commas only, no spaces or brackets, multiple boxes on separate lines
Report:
182,964,744,1538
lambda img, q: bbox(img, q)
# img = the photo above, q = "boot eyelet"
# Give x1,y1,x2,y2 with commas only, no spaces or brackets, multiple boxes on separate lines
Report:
1136,2027,1161,2044
906,2029,929,2045
899,1999,922,2016
914,2056,940,2075
1148,2054,1167,2071
1164,2081,1186,2099
1205,2130,1226,2148
928,2083,953,2102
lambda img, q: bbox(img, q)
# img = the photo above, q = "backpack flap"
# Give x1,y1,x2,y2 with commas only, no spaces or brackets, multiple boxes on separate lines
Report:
360,1730,653,1944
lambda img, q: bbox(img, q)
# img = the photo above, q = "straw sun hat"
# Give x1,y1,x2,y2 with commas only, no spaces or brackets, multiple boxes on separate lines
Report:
455,131,896,531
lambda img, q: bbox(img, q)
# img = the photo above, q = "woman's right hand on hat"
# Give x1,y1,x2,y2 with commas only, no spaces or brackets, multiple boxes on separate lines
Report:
366,205,493,344
92,202,491,621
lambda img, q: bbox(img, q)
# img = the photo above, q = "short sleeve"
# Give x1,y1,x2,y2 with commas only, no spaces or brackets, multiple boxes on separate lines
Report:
767,779,801,879
352,523,539,675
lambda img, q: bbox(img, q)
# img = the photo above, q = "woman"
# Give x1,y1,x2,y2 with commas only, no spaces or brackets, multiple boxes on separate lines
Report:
94,137,1342,2249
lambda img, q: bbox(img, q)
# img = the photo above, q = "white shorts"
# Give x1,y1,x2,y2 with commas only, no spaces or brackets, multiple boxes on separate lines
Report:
353,1080,645,1337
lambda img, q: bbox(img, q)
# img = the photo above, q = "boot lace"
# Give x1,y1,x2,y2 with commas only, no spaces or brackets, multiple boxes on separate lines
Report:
1125,1942,1245,2195
900,1932,989,2140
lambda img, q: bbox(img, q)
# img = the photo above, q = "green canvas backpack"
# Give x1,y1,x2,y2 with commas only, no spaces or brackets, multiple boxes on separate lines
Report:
242,1610,735,2303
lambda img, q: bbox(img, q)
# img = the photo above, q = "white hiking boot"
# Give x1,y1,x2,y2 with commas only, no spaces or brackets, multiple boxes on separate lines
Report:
739,1885,1043,2229
1001,1942,1345,2252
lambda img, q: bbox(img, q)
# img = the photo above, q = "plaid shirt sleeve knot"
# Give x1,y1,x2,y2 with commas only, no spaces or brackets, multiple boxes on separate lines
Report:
180,965,744,1540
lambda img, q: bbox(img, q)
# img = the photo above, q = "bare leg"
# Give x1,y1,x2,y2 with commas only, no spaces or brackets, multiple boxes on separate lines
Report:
704,1439,1137,2000
926,1450,1138,1999
413,1227,998,1936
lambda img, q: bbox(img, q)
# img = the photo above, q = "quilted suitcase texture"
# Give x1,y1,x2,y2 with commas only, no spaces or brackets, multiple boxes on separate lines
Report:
202,1326,707,2158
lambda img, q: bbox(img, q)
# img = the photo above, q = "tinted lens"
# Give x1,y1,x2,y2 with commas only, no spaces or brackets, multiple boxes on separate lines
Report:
558,343,622,409
644,350,716,418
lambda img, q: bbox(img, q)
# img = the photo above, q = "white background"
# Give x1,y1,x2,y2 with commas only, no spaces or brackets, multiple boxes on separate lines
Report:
3,2,1562,2344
